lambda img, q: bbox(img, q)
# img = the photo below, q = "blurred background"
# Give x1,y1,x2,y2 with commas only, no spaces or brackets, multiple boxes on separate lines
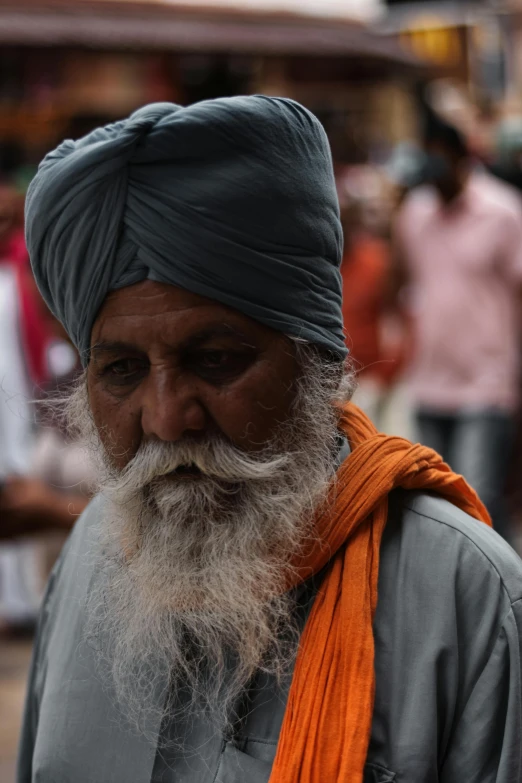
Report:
2,0,522,779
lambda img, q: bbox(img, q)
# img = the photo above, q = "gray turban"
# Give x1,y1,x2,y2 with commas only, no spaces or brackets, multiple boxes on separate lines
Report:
26,96,345,364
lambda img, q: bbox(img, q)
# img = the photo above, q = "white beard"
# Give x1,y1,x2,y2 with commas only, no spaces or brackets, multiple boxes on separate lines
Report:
64,346,354,736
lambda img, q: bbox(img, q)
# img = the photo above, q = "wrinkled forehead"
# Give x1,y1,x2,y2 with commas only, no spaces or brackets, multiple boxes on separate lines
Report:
90,279,290,355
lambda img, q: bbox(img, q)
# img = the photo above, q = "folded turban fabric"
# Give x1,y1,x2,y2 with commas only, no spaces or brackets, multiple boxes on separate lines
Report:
25,96,345,364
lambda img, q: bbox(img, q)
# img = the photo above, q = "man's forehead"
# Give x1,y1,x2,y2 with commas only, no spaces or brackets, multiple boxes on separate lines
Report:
100,280,222,315
91,280,278,350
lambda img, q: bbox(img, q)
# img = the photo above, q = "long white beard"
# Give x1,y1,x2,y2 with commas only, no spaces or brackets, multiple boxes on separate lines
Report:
64,347,353,736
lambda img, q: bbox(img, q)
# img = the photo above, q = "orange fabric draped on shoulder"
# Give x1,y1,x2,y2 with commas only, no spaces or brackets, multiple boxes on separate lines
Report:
269,403,491,783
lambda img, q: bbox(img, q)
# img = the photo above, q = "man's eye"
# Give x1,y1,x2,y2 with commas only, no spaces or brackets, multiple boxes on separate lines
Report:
200,351,233,368
190,350,254,381
102,358,147,383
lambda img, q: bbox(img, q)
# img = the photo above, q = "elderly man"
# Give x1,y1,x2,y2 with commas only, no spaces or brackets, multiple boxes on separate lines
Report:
18,98,522,783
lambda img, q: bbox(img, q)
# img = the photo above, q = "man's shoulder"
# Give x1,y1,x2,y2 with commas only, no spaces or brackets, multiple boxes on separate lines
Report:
47,494,104,598
372,499,522,780
385,490,522,607
473,172,522,222
399,185,437,217
31,495,105,669
396,187,440,243
67,493,104,547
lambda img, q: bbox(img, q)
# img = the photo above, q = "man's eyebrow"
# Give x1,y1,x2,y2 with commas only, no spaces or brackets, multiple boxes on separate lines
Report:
181,325,256,350
90,341,141,357
90,326,256,357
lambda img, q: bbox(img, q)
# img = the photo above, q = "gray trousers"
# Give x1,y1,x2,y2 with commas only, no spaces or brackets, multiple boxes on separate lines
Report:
416,409,514,542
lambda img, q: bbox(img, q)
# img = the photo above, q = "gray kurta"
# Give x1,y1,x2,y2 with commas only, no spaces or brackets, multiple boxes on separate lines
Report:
17,489,522,783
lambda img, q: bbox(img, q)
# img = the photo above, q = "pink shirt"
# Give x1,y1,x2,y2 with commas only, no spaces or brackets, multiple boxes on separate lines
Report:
398,172,522,412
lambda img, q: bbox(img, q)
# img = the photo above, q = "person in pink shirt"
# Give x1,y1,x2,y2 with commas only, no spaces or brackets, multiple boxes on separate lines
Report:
393,120,522,542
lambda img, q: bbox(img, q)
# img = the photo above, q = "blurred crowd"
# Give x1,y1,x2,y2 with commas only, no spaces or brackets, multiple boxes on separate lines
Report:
337,81,522,547
2,78,522,631
0,177,93,633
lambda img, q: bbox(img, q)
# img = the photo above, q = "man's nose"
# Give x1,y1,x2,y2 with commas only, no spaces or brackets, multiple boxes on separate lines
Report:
140,367,207,442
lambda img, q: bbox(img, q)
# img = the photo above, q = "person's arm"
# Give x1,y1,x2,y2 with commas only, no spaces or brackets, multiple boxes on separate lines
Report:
0,475,89,539
378,222,414,386
385,224,410,316
498,201,522,311
440,600,522,781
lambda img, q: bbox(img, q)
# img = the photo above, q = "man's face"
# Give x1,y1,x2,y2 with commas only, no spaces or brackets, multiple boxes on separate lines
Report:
80,280,346,729
87,280,301,468
423,141,462,199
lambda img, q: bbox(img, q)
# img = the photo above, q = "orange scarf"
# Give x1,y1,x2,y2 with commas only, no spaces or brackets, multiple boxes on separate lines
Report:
269,404,491,783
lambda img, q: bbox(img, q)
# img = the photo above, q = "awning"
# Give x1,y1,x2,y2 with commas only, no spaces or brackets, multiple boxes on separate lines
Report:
0,0,423,65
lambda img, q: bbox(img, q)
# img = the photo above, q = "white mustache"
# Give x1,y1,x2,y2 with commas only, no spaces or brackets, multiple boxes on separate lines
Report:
110,437,291,496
